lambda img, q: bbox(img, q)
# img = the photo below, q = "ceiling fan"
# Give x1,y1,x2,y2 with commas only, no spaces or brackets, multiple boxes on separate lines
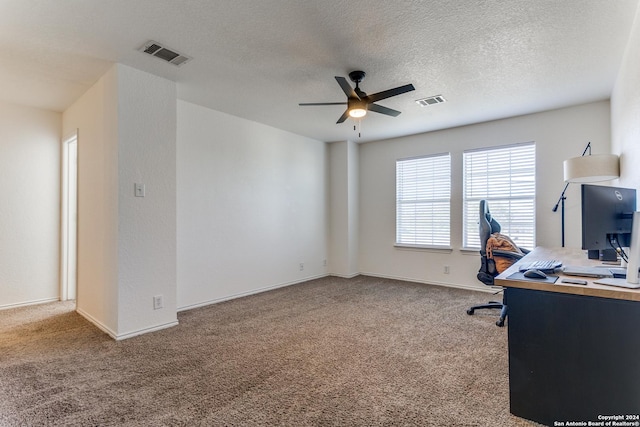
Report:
299,71,415,124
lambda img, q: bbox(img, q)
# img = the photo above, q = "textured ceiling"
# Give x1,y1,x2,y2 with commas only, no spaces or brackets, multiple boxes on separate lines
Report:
1,0,638,143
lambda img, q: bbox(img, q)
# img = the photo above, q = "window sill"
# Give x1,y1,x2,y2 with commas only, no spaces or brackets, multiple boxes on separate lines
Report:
394,244,453,253
460,247,481,255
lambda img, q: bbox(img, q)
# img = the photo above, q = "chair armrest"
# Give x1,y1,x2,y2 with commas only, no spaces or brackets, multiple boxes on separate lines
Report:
491,250,525,260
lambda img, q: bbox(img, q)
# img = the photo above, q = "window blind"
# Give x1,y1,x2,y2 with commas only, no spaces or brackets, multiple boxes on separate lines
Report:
396,153,451,247
463,143,536,249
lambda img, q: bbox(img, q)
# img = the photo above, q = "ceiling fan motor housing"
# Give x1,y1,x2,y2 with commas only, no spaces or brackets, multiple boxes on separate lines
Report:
348,70,366,84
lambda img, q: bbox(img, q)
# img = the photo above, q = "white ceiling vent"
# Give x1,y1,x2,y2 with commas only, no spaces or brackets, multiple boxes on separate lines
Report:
140,41,191,67
416,95,446,107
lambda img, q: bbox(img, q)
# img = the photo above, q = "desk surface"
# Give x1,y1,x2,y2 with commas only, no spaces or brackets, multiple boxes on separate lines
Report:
495,246,640,302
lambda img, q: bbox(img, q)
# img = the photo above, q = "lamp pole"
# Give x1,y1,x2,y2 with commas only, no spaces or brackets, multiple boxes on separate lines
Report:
552,184,569,247
552,142,591,247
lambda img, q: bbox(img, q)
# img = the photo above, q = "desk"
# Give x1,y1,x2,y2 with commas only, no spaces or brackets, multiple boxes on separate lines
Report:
495,247,640,426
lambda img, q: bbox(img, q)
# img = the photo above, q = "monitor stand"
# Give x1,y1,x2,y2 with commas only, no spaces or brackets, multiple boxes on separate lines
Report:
595,211,640,290
594,277,640,289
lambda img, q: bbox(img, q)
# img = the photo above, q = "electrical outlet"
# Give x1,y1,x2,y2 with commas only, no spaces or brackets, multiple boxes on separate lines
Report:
444,265,450,274
299,263,304,271
323,259,327,267
153,295,163,310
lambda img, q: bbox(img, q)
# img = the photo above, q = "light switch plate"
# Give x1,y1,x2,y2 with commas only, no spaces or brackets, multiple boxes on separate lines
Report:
135,183,145,197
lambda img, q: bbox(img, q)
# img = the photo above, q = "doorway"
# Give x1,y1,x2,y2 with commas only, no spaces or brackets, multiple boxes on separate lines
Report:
60,132,78,301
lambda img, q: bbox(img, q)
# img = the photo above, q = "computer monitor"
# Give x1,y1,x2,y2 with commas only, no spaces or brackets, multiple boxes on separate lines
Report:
581,184,640,287
581,184,636,251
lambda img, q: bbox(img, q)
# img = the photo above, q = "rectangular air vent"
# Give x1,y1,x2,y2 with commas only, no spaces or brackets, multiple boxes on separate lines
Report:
416,95,446,107
139,40,191,67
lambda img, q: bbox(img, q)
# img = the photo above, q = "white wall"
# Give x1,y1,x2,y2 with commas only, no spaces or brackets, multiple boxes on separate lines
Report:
358,101,611,291
612,3,640,190
63,64,177,339
116,65,177,338
328,140,359,277
63,66,120,334
177,100,328,310
0,101,61,309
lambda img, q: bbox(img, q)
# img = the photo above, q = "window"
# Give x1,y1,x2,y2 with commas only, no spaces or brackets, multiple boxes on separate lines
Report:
463,142,536,249
396,153,451,247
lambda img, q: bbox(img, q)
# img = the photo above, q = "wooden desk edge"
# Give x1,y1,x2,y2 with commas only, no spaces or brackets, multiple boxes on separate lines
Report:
495,247,640,302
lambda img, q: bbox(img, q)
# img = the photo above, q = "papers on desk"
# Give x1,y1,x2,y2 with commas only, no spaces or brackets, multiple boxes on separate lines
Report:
562,266,613,278
563,265,640,288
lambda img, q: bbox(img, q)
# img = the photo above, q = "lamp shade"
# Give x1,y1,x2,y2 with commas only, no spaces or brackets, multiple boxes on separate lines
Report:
563,154,619,183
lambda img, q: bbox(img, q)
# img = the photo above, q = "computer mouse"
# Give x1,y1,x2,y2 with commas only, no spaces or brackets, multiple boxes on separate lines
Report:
524,269,547,279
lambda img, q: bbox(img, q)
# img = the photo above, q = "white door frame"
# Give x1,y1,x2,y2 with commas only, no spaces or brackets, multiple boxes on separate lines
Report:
60,131,78,301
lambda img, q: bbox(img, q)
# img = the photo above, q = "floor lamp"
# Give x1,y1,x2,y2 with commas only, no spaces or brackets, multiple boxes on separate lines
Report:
552,142,620,247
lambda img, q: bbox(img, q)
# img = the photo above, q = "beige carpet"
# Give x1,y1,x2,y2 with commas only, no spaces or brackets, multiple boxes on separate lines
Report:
0,275,540,426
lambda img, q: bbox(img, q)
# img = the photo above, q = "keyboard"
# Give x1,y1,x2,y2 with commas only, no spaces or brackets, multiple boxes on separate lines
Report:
518,259,563,273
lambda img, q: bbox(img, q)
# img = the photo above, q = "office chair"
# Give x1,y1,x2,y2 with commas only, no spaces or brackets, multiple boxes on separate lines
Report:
466,200,527,327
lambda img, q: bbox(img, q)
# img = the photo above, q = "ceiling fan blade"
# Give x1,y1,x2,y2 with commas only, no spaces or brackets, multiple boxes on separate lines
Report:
368,103,402,117
365,83,415,104
336,109,350,124
299,102,347,106
335,76,359,99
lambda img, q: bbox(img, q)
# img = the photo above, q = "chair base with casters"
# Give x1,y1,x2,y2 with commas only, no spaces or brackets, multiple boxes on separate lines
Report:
467,298,508,327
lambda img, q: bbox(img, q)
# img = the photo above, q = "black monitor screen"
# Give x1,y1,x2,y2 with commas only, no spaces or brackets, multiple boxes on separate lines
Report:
581,184,637,250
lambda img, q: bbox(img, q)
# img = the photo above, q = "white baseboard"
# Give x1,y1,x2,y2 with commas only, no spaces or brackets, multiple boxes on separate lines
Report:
77,308,179,341
177,273,330,312
329,272,360,279
115,321,179,341
0,297,59,311
359,271,501,294
76,307,118,339
177,271,498,314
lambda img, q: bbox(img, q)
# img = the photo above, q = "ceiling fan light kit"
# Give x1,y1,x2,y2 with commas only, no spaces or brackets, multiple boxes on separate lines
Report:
349,108,367,118
348,99,368,118
299,70,415,124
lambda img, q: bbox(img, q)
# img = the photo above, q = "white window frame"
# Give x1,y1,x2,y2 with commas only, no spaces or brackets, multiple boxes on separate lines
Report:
463,142,536,250
396,153,451,249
